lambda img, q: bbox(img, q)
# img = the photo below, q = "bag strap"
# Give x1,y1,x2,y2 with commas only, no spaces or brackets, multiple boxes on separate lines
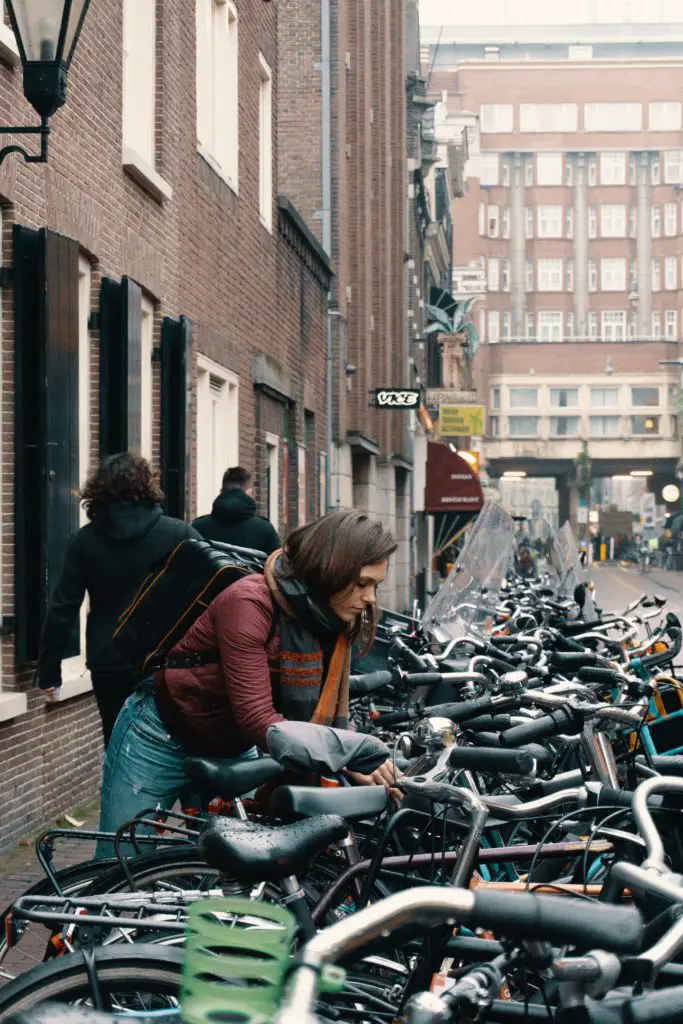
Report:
155,596,280,672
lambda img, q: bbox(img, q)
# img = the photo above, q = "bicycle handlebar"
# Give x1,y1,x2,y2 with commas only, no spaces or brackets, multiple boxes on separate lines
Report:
349,670,395,694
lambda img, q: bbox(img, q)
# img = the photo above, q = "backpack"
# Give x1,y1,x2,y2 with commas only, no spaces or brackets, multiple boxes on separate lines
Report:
112,539,272,678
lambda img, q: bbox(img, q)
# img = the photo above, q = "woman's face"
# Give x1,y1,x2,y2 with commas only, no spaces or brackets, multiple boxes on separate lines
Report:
329,560,388,623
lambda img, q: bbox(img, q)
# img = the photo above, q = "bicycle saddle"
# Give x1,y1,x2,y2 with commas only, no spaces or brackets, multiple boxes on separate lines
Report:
198,814,347,884
270,784,389,822
183,755,284,799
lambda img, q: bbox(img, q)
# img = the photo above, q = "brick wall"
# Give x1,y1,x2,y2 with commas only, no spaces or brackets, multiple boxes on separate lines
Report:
0,0,331,852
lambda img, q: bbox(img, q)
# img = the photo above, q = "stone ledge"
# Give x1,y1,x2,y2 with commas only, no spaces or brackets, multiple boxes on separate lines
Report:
0,691,27,723
122,147,173,204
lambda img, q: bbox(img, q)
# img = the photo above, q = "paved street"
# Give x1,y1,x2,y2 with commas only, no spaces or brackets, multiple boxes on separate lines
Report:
591,563,683,622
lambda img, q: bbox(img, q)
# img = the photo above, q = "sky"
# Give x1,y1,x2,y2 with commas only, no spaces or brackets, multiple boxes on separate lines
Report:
419,0,682,28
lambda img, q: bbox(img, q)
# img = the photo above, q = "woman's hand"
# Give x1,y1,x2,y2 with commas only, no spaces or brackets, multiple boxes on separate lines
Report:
344,758,403,805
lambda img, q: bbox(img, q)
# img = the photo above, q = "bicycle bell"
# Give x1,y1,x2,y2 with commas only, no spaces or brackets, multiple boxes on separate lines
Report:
413,716,455,746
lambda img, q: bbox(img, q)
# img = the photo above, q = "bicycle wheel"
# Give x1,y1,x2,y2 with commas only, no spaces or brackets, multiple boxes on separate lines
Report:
0,945,183,1021
88,847,221,896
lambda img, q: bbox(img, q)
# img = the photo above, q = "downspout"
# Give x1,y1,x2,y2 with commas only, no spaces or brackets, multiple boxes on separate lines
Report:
322,0,333,512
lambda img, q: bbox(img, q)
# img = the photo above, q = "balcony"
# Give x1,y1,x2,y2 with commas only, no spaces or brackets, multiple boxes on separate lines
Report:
453,265,486,298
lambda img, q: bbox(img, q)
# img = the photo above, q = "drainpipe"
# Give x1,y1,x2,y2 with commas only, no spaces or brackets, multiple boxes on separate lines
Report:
321,0,333,511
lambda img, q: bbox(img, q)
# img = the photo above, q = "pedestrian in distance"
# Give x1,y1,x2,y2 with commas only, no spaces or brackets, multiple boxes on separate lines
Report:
37,452,200,747
192,465,280,555
95,510,400,856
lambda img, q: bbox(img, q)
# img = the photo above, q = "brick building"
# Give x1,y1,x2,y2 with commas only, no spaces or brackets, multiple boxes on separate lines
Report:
278,0,412,610
423,5,683,520
0,0,333,853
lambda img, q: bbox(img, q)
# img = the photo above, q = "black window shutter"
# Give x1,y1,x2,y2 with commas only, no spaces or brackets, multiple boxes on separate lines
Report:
14,226,80,663
160,315,192,519
99,276,142,456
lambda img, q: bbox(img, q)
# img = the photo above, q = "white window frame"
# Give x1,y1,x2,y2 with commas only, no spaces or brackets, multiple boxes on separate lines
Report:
600,204,626,238
537,204,562,239
600,258,626,292
589,311,599,339
520,103,577,133
599,152,626,186
502,312,511,340
488,311,500,344
588,206,597,239
538,311,563,342
525,207,533,239
480,152,500,186
566,206,573,238
652,154,661,185
652,312,662,340
629,207,637,238
502,259,510,292
487,204,499,237
665,203,677,237
665,150,683,185
502,206,510,238
525,156,534,187
652,258,662,292
666,256,677,291
584,103,642,132
258,53,273,231
265,432,280,532
480,104,513,134
588,259,597,292
536,152,563,186
650,102,682,131
196,0,239,192
538,259,563,292
652,205,661,238
526,311,535,340
590,387,619,409
601,310,626,341
487,257,500,291
140,295,154,462
566,259,574,292
588,155,597,187
196,354,240,516
666,310,678,340
122,0,156,168
567,311,574,338
526,260,534,292
478,201,485,236
509,387,539,409
502,159,510,187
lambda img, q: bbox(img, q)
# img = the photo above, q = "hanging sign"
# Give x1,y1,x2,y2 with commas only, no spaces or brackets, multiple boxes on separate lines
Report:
425,442,485,512
370,388,421,409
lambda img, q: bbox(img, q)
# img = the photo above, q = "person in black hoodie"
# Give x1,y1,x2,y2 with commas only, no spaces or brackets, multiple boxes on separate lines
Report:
192,466,281,554
37,453,199,746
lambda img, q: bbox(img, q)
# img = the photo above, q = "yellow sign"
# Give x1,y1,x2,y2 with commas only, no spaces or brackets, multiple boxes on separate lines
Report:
439,405,486,437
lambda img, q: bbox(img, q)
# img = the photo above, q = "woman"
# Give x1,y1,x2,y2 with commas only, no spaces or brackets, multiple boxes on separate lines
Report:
97,510,398,847
37,453,199,745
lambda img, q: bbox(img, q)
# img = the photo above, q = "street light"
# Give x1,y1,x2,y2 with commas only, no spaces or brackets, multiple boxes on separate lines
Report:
1,0,91,166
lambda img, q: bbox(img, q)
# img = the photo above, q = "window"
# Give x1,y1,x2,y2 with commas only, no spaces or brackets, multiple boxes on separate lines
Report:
666,310,677,339
566,259,574,291
629,311,637,338
589,311,598,339
650,102,682,131
632,414,660,435
502,312,511,340
538,311,563,342
488,311,500,344
567,311,574,338
536,153,563,186
590,416,620,438
265,433,280,531
566,207,573,238
665,203,677,237
588,259,597,292
489,416,500,437
665,150,683,184
631,386,660,407
601,258,626,292
652,155,661,185
196,0,239,190
652,206,661,238
509,416,539,438
480,104,513,133
566,158,573,186
478,201,485,235
196,355,240,515
502,160,510,187
526,260,534,292
600,152,626,185
652,311,662,339
487,257,500,291
525,207,533,238
585,103,642,132
537,205,562,238
666,256,677,290
258,54,273,230
601,204,626,238
551,388,578,408
629,207,637,238
525,156,534,186
588,206,597,238
652,258,662,291
526,312,535,339
538,258,563,292
502,206,510,238
591,387,619,408
487,204,499,237
509,387,538,408
520,103,578,133
480,152,500,186
588,154,597,186
551,416,580,437
601,310,626,340
629,153,637,185
140,294,154,460
122,0,156,167
491,386,501,409
502,259,510,291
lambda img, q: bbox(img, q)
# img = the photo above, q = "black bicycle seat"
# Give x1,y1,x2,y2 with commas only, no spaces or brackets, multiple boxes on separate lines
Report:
183,756,284,799
198,815,347,884
270,784,389,822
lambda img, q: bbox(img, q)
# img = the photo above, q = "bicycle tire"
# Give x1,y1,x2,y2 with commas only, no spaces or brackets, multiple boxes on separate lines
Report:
0,944,183,1020
88,848,220,895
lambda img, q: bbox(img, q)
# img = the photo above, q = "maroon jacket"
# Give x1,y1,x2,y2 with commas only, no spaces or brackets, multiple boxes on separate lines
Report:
154,574,286,756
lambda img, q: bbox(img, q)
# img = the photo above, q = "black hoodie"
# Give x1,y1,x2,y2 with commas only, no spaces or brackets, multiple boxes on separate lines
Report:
37,502,199,687
193,488,280,555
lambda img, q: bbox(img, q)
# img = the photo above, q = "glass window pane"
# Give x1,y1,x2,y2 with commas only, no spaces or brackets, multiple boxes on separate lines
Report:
509,388,538,408
631,414,660,435
589,416,620,438
631,387,660,407
550,388,578,408
509,416,539,437
550,416,580,437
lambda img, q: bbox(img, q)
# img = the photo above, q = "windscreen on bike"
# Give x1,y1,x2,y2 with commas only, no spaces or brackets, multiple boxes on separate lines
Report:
421,502,514,642
510,517,559,581
554,521,596,620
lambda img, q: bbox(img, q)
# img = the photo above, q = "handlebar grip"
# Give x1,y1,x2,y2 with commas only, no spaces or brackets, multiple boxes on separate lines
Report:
470,890,642,953
559,619,603,637
555,635,593,654
551,651,598,669
396,643,430,672
402,672,445,687
488,657,522,676
449,695,495,724
460,714,512,732
577,666,623,686
484,643,516,665
499,706,584,747
373,708,412,728
449,746,535,775
349,670,394,694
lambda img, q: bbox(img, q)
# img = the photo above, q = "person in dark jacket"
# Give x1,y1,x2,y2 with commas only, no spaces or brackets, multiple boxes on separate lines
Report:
193,466,280,554
37,452,199,746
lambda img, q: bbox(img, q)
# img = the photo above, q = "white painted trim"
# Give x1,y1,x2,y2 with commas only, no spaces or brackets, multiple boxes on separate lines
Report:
197,144,239,195
0,23,19,67
122,147,173,203
55,670,93,702
0,692,27,722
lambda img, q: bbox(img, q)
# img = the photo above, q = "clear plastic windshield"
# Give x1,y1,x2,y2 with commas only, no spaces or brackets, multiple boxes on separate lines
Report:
511,517,560,581
422,502,515,641
554,522,597,620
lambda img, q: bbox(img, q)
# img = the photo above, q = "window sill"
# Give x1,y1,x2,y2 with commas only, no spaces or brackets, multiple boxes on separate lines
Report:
0,691,27,722
0,23,19,67
55,670,93,702
122,147,173,203
197,144,238,196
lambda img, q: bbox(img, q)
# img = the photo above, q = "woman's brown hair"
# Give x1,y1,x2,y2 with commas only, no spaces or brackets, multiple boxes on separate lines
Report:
284,510,397,651
81,453,164,519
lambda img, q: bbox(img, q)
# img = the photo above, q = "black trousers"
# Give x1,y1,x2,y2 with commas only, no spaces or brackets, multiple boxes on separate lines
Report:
91,672,141,748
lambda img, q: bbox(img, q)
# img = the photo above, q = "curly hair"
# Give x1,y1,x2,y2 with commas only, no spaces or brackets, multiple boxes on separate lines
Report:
81,453,164,519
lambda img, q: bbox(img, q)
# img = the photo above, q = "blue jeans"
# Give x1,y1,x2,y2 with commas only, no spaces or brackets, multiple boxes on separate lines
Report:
96,684,258,860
